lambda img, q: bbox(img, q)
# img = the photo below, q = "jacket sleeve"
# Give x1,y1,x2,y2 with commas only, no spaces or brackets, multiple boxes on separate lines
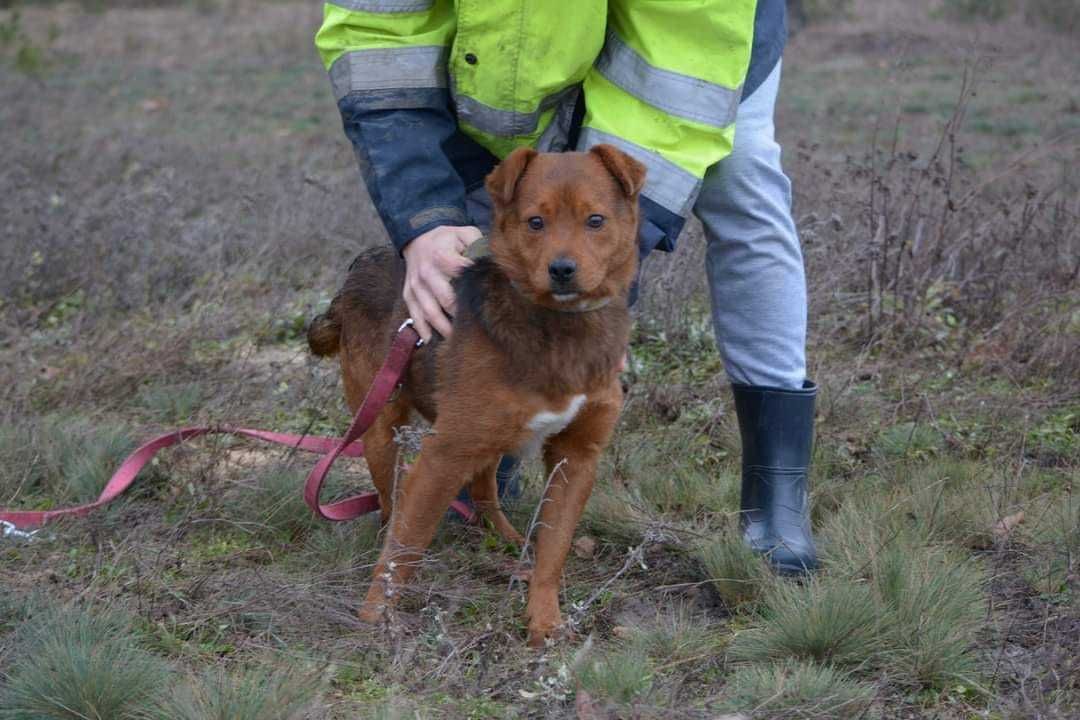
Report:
576,1,758,254
315,0,468,252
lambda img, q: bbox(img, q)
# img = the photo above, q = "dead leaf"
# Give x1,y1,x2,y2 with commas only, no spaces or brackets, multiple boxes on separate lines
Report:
611,625,632,639
993,510,1025,540
573,535,597,558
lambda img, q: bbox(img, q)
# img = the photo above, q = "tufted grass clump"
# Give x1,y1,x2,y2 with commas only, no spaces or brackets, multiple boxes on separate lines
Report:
0,414,135,504
301,514,382,569
237,464,319,541
145,665,320,720
873,545,986,690
574,644,655,706
0,605,169,720
632,603,726,663
720,659,875,719
728,575,880,667
696,526,769,609
136,382,204,423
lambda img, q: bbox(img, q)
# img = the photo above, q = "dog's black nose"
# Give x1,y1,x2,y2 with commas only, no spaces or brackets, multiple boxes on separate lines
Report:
548,257,577,283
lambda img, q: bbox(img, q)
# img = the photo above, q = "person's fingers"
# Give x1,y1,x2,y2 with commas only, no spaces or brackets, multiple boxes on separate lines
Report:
418,289,453,338
427,271,458,317
403,284,433,342
454,226,484,249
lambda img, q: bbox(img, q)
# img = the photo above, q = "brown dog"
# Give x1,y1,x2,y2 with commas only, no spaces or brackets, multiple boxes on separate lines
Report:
307,145,644,646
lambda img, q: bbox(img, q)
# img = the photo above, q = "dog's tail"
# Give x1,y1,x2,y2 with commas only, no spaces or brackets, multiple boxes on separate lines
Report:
307,304,341,357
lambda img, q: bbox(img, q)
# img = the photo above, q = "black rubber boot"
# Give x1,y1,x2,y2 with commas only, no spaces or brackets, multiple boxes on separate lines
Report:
732,380,819,575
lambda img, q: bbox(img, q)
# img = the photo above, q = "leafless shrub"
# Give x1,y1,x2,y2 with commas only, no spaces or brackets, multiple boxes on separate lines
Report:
837,67,1079,385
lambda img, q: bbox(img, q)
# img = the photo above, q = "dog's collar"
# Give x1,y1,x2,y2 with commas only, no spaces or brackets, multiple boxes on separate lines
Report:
552,296,613,313
507,280,614,314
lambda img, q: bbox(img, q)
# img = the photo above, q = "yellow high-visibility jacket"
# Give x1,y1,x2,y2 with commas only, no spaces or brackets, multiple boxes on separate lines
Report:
316,1,772,254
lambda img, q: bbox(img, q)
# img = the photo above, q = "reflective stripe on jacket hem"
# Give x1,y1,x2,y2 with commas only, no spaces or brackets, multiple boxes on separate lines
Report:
329,45,447,101
451,81,580,138
595,31,741,130
327,0,434,12
578,127,701,217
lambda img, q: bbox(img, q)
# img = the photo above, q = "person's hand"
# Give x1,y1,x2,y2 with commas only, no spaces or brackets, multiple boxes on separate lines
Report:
402,225,482,341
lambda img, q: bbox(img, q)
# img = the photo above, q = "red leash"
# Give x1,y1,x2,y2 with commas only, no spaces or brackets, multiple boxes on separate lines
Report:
0,321,475,532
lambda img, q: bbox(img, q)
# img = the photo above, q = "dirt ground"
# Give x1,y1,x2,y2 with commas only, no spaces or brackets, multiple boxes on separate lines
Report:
1,1,1078,718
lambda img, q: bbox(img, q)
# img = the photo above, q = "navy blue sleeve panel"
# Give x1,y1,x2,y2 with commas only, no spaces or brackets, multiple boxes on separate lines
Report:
339,88,473,253
639,194,686,256
742,0,787,101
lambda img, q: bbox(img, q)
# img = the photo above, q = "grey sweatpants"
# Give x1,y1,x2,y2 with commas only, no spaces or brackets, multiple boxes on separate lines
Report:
466,62,806,391
696,61,806,390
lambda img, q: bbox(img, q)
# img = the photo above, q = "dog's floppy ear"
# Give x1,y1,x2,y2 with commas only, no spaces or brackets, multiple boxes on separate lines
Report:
486,146,538,206
589,144,647,198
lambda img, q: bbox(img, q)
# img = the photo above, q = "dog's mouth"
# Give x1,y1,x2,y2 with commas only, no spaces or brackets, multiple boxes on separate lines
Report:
551,292,580,302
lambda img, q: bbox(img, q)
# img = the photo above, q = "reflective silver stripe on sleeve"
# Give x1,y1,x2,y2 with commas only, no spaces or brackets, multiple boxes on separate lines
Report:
451,82,580,137
595,31,741,129
578,127,701,217
329,45,447,101
329,0,434,12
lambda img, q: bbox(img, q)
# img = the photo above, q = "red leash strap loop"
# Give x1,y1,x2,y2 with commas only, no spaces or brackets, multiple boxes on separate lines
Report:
0,323,477,531
302,324,420,521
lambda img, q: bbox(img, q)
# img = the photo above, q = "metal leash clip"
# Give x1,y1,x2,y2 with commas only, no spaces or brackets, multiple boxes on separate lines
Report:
1,520,41,542
397,318,426,347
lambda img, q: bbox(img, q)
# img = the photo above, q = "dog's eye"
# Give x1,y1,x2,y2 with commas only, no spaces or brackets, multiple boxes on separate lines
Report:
586,214,605,229
527,216,544,231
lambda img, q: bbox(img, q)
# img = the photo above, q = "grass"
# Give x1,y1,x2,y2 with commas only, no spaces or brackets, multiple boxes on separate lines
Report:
720,659,875,719
0,414,135,504
146,665,321,720
574,644,655,705
696,525,769,609
0,605,169,720
729,576,880,667
0,1,1077,718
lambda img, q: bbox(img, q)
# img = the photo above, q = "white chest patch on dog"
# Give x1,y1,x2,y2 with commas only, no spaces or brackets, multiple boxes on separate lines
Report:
520,394,587,457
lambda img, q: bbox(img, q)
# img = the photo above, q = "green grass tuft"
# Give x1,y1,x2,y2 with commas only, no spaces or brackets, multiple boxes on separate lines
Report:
696,526,769,609
0,605,169,720
632,603,726,663
728,576,880,667
873,546,986,690
145,665,320,720
237,464,320,541
575,644,655,705
136,382,204,423
720,659,875,719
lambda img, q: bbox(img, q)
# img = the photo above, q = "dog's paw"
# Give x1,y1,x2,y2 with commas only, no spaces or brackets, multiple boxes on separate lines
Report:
527,618,571,649
357,600,387,624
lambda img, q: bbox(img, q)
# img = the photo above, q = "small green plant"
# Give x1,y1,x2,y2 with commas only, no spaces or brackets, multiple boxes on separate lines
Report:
873,546,985,689
574,644,654,705
237,464,319,541
137,382,204,423
633,603,726,663
301,515,381,569
0,415,136,503
146,665,320,720
720,659,875,719
0,605,169,720
696,527,769,608
875,421,945,461
729,576,880,667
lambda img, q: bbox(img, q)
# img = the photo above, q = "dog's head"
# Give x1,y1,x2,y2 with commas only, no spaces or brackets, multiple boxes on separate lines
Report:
485,145,645,310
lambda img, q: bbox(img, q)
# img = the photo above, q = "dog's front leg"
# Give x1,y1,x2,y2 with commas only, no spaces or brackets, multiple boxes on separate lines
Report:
359,434,491,623
526,388,622,647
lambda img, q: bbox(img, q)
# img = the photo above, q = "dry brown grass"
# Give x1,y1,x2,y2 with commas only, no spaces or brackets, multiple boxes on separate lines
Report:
1,1,1078,718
